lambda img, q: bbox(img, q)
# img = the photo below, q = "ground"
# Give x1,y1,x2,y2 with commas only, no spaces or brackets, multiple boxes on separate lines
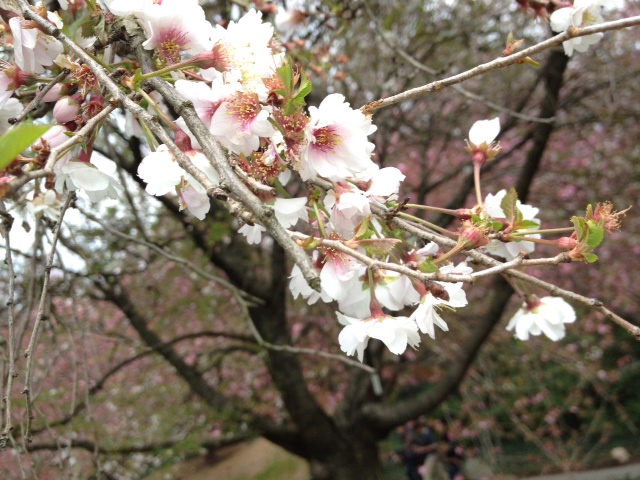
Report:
145,437,309,480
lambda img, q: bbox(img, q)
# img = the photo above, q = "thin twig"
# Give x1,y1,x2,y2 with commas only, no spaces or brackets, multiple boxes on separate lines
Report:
77,206,264,305
0,201,18,449
7,103,116,197
361,16,640,114
22,192,75,442
360,0,555,124
244,309,377,375
10,69,69,125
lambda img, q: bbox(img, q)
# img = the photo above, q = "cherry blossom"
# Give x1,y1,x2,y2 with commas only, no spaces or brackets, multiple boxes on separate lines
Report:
483,189,540,260
54,157,123,202
208,91,275,156
238,223,266,244
337,308,420,362
273,197,308,228
300,93,377,181
289,262,332,305
140,1,213,64
506,296,576,341
9,16,64,74
550,0,614,56
409,262,473,338
137,145,220,218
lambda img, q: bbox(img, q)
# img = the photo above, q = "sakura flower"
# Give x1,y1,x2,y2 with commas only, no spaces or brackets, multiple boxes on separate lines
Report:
324,185,371,238
54,157,123,202
9,16,64,74
289,262,332,305
319,246,359,301
137,145,186,196
324,167,404,238
26,189,60,221
140,1,213,64
506,296,576,341
409,262,473,339
211,9,283,95
468,118,500,146
466,117,501,165
138,144,220,219
483,189,540,260
208,91,275,156
175,79,240,130
273,197,308,228
239,223,266,244
300,94,377,181
337,308,420,362
550,0,614,56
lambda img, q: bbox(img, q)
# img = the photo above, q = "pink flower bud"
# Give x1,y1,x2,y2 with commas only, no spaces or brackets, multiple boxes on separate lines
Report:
53,93,82,124
556,236,578,250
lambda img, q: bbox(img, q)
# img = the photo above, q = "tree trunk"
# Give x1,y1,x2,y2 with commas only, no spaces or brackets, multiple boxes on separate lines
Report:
307,438,384,480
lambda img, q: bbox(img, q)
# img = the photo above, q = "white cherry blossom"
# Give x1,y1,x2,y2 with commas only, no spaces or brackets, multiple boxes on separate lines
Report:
483,189,540,261
410,262,472,338
140,1,213,64
468,117,500,146
337,310,420,362
506,296,576,341
550,0,614,56
54,157,122,202
238,223,266,244
273,197,308,228
9,16,64,74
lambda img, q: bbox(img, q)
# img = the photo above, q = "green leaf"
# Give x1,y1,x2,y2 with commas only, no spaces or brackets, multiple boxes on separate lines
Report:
585,220,604,248
293,74,312,105
500,187,519,223
419,261,439,274
583,252,599,263
571,216,586,241
0,124,52,170
515,220,540,230
276,64,293,96
491,220,504,232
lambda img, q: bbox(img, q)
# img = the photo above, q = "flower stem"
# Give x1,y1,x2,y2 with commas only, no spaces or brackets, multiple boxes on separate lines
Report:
136,88,174,127
405,204,461,216
397,212,457,238
473,162,483,208
432,242,466,265
510,227,574,236
505,236,558,246
312,200,328,239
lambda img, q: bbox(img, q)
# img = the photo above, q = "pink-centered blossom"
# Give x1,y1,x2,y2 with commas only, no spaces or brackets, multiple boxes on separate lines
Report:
506,296,576,341
140,1,213,64
209,91,274,156
300,93,377,181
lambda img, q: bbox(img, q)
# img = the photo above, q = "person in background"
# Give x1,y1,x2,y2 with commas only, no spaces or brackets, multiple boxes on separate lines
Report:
402,419,439,480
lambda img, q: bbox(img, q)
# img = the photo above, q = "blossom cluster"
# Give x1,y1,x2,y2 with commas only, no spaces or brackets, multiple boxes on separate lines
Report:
6,0,625,365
